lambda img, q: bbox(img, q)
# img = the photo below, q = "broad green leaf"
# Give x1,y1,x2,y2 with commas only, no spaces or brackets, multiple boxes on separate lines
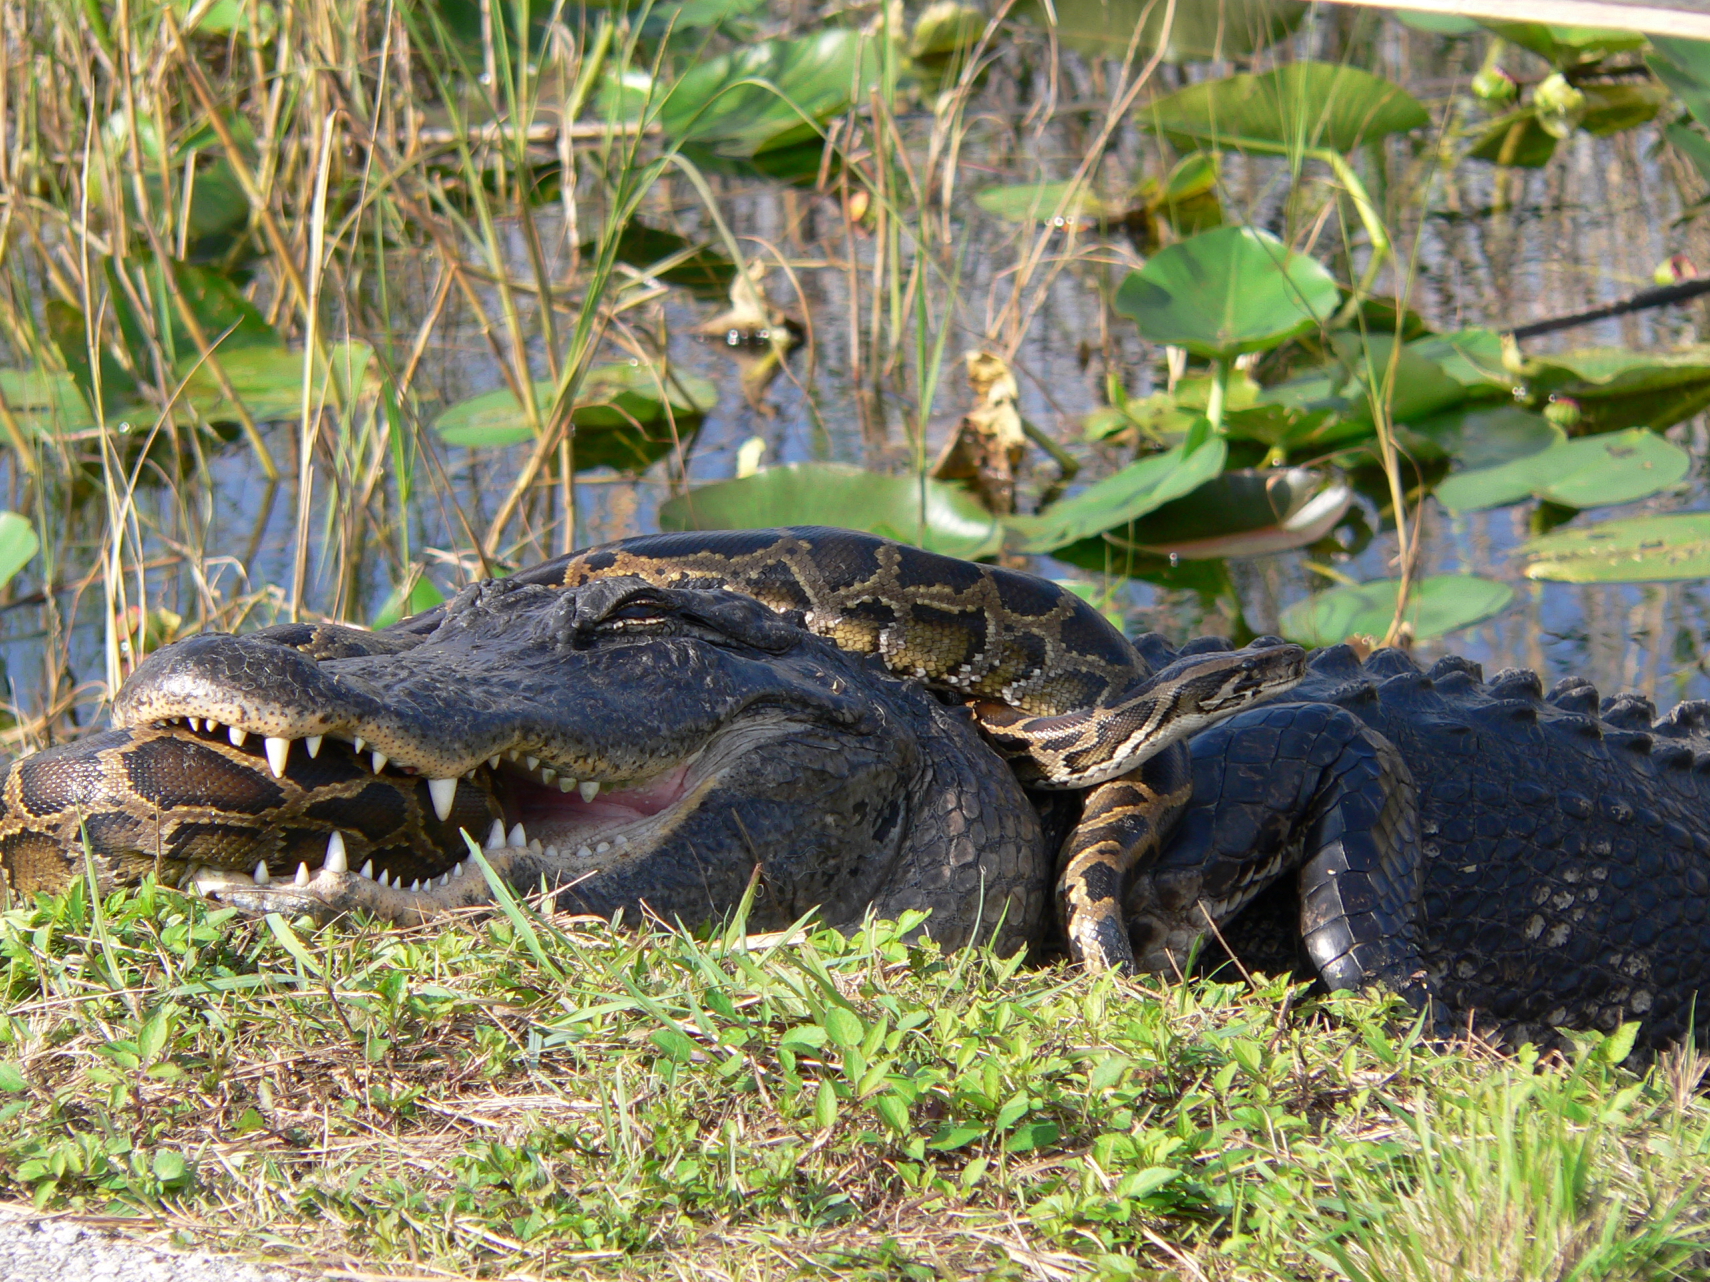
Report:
1396,11,1479,34
658,462,1003,559
1141,62,1428,154
1517,346,1710,432
0,1064,25,1093
1483,22,1646,69
911,2,984,59
1409,405,1563,472
1434,429,1689,515
973,180,1124,225
1114,226,1338,360
873,1093,911,1133
1406,327,1511,395
46,299,140,417
1333,334,1468,427
434,364,716,472
660,29,877,158
1523,513,1710,583
1665,123,1710,187
0,368,98,436
0,513,37,589
650,1027,697,1062
373,575,447,629
821,1007,863,1048
180,340,375,423
1650,37,1710,131
1014,0,1307,62
1280,575,1513,646
1002,422,1227,554
927,1123,986,1151
1104,468,1351,560
1467,109,1559,168
1578,82,1671,136
1004,1120,1059,1153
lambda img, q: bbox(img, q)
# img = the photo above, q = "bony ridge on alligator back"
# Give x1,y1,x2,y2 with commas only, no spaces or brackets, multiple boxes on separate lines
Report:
0,527,1306,972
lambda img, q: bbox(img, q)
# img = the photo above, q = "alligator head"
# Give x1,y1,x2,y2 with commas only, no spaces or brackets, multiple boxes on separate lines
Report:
0,574,1047,949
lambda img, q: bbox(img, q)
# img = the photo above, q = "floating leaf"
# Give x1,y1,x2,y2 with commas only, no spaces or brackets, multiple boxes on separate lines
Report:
434,364,716,472
1141,62,1429,154
660,29,878,158
1280,575,1513,647
181,340,375,423
1002,421,1226,554
1434,428,1688,515
1517,346,1710,432
659,462,1003,559
1483,22,1646,69
1396,11,1480,34
1104,468,1351,561
0,368,98,436
373,575,447,630
1406,328,1511,395
585,223,736,300
1115,226,1339,361
1523,514,1710,583
1409,404,1562,471
973,180,1124,226
0,513,39,589
1650,37,1710,132
1467,109,1559,167
1015,0,1307,62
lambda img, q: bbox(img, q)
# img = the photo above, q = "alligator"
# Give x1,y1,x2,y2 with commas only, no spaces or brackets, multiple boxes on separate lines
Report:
0,528,1705,1051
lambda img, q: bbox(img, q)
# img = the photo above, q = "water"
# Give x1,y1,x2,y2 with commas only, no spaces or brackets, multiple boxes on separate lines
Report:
11,19,1710,729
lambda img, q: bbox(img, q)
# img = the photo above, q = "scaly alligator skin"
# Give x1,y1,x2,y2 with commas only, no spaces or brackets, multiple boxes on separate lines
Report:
1123,636,1710,1051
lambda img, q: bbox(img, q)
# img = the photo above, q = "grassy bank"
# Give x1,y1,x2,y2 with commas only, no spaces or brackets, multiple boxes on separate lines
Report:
0,880,1703,1279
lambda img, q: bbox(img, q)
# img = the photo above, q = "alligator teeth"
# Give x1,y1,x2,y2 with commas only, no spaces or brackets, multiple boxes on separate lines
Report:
325,831,348,873
527,838,542,854
207,720,220,735
526,756,539,771
306,735,323,759
409,879,422,893
294,862,310,887
437,873,449,888
359,859,374,880
595,842,610,855
485,819,507,850
507,823,527,848
558,777,577,793
544,845,559,860
264,736,291,777
508,749,519,761
452,861,465,879
540,768,555,783
489,756,501,770
427,777,458,822
579,780,600,802
188,717,202,732
617,835,629,848
577,845,592,859
371,751,388,774
253,861,270,885
229,726,248,748
353,736,366,755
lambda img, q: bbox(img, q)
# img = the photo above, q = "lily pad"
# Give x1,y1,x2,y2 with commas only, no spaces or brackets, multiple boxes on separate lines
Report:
1410,404,1563,472
1002,421,1227,554
973,180,1125,226
1406,328,1511,396
1650,37,1710,132
1523,513,1710,583
1483,22,1646,69
1142,62,1428,154
658,462,1002,559
0,512,39,590
1104,468,1352,560
0,367,98,436
1014,0,1307,63
1115,226,1339,361
1467,109,1559,168
181,340,375,424
434,363,717,472
1517,347,1710,433
1280,575,1514,647
660,28,878,159
586,223,736,300
1434,428,1688,515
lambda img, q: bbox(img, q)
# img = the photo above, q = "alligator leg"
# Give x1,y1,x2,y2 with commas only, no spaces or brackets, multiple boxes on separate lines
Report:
1125,701,1434,1012
1055,742,1192,971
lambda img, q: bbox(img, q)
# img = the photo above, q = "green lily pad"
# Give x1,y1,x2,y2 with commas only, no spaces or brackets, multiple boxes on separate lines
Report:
1518,346,1710,433
658,462,1002,560
1650,37,1710,132
0,512,39,590
434,363,716,472
973,180,1125,226
1280,575,1514,647
584,223,736,300
181,340,375,423
1483,22,1646,69
660,28,878,158
1434,428,1688,515
1115,226,1339,361
1141,62,1428,154
1523,513,1710,583
1396,11,1480,34
1011,0,1306,61
1002,421,1227,554
1104,468,1352,561
0,367,98,436
1406,328,1511,396
1410,404,1563,472
373,575,447,629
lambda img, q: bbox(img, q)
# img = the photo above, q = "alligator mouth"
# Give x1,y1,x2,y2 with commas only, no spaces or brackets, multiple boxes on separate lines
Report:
141,711,765,922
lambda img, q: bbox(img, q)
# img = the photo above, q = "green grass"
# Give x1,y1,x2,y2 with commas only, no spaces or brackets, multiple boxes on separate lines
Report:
0,879,1704,1280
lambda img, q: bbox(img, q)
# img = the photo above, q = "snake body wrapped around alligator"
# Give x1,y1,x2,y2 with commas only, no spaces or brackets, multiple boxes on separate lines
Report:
0,527,1706,1050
